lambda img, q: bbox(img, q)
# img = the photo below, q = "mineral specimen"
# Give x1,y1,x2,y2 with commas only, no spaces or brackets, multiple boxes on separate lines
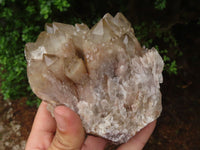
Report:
25,13,164,144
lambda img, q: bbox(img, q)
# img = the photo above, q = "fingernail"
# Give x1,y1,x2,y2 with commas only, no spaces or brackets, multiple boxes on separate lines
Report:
55,109,68,132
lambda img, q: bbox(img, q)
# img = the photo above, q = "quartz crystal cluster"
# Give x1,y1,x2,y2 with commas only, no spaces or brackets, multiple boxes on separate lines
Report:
25,13,164,144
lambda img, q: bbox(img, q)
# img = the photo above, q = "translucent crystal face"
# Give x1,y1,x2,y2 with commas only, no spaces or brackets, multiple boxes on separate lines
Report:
25,13,164,144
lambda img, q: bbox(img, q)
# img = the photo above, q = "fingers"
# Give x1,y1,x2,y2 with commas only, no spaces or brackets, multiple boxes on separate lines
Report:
26,102,155,150
81,135,108,150
117,120,156,150
26,101,56,150
48,106,85,150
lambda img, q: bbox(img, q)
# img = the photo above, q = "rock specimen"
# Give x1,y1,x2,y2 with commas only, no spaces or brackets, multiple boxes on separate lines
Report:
25,13,164,144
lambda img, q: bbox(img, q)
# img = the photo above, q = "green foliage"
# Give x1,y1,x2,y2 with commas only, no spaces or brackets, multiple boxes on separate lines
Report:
0,54,26,99
154,0,167,10
26,98,41,107
0,0,71,106
197,18,200,25
39,0,70,19
53,0,70,11
166,60,177,75
134,21,178,75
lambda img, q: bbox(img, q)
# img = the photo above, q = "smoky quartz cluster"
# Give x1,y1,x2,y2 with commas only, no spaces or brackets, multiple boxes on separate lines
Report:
25,13,164,144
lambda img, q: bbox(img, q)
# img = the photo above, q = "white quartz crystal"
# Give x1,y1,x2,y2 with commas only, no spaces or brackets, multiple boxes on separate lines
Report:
25,13,164,144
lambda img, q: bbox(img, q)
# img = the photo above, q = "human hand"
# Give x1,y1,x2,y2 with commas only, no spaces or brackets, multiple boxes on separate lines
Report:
26,101,156,150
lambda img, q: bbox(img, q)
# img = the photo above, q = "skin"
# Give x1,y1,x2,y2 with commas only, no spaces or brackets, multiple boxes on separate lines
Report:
26,101,156,150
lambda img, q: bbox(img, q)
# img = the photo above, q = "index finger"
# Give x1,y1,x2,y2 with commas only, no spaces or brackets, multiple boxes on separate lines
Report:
117,120,156,150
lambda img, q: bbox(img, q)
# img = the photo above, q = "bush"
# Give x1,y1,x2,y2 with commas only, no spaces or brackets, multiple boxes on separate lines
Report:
134,21,178,75
0,0,71,106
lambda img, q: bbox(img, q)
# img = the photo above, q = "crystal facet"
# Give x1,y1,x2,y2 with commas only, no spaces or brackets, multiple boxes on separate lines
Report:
25,13,164,144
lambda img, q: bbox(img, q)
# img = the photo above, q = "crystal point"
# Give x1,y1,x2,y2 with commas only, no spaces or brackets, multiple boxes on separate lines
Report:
92,19,104,36
25,13,164,144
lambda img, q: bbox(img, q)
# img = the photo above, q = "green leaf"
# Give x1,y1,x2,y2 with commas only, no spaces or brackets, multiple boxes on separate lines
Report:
154,0,167,10
53,0,70,11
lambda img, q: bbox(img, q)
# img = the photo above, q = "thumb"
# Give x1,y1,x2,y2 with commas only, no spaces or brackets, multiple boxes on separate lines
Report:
48,106,85,150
